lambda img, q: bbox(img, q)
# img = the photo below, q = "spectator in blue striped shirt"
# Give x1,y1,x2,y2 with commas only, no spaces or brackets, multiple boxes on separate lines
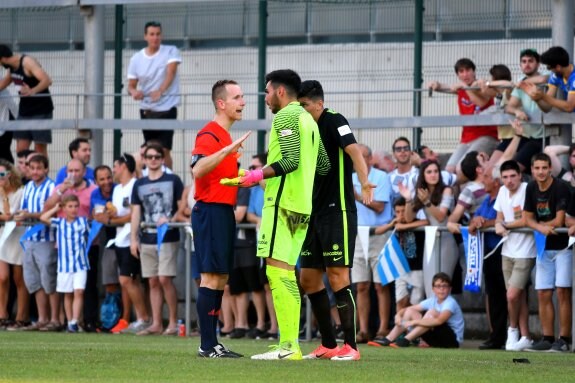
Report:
14,154,60,331
40,194,90,333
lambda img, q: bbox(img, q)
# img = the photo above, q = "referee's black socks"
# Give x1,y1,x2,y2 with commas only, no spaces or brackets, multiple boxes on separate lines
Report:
197,287,224,350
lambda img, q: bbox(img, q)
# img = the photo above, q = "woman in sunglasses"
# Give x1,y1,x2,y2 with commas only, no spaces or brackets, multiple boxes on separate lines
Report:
0,159,28,330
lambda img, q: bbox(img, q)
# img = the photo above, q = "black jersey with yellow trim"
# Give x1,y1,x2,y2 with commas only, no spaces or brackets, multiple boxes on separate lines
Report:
312,108,357,215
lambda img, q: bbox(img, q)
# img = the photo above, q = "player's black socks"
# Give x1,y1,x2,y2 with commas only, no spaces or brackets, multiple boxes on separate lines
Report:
197,287,224,350
334,285,357,350
308,288,337,349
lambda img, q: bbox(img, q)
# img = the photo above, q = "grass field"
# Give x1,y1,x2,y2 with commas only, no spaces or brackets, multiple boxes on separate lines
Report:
0,332,572,383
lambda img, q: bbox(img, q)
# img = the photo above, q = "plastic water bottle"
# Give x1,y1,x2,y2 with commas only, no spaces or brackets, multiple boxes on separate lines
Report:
178,319,186,337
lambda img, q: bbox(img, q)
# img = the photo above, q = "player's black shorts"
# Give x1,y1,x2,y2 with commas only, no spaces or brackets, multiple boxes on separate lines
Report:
191,201,235,274
228,265,264,295
140,106,177,150
115,246,142,278
300,211,357,269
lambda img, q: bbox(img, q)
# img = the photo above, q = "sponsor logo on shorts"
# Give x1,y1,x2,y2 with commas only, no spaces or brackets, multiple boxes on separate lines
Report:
258,233,268,249
323,243,343,257
301,250,312,257
287,214,310,226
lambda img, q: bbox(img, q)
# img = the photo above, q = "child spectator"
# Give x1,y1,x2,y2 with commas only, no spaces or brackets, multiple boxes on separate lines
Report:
394,197,427,310
375,197,428,312
40,194,90,333
370,272,464,348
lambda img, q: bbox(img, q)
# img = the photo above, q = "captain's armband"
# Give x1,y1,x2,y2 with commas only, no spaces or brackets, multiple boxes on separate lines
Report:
190,154,205,168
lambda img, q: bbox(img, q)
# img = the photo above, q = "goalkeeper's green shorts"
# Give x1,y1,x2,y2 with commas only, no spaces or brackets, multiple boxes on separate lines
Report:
256,206,310,266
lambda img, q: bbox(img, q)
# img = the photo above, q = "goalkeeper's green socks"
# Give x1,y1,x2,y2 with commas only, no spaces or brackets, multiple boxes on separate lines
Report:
266,264,301,349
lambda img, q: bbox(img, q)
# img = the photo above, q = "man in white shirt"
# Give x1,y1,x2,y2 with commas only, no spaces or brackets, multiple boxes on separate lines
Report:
111,153,150,333
127,21,181,169
494,160,536,351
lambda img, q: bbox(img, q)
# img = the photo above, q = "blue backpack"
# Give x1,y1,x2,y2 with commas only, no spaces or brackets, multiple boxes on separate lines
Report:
100,292,121,330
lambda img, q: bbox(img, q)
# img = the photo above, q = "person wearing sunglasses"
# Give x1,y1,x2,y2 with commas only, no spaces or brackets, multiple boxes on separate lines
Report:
130,144,183,337
127,21,181,170
0,160,28,331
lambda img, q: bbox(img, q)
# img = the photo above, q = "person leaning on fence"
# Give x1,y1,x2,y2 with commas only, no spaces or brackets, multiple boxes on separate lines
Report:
15,154,59,331
447,151,489,230
350,144,393,346
501,48,550,174
519,46,575,114
0,44,53,156
493,160,536,351
130,143,183,337
371,272,464,349
427,58,499,177
472,64,515,169
40,194,89,333
0,160,28,330
523,152,572,352
127,21,181,170
190,80,248,358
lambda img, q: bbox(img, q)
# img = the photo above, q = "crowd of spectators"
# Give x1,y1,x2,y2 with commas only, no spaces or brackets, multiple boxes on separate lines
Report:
0,38,574,355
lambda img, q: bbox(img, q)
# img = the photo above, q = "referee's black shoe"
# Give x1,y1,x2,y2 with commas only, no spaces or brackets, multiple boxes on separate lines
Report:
198,344,243,358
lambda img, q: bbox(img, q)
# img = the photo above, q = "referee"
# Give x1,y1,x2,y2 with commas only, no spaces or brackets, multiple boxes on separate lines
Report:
191,80,250,358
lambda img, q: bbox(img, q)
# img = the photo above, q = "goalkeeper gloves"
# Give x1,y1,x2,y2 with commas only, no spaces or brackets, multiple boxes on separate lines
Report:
220,168,263,186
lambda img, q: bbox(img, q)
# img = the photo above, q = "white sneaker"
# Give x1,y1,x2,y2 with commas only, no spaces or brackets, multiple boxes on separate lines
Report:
505,328,520,351
511,336,533,351
121,320,151,334
251,344,303,360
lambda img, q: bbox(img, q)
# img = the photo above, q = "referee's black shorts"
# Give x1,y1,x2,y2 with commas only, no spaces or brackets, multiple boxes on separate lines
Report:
191,201,235,274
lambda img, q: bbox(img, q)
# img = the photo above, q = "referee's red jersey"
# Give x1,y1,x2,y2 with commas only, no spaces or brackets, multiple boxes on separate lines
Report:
192,121,238,206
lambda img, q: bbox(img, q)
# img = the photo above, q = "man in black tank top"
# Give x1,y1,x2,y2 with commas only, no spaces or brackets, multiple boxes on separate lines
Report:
0,44,53,157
